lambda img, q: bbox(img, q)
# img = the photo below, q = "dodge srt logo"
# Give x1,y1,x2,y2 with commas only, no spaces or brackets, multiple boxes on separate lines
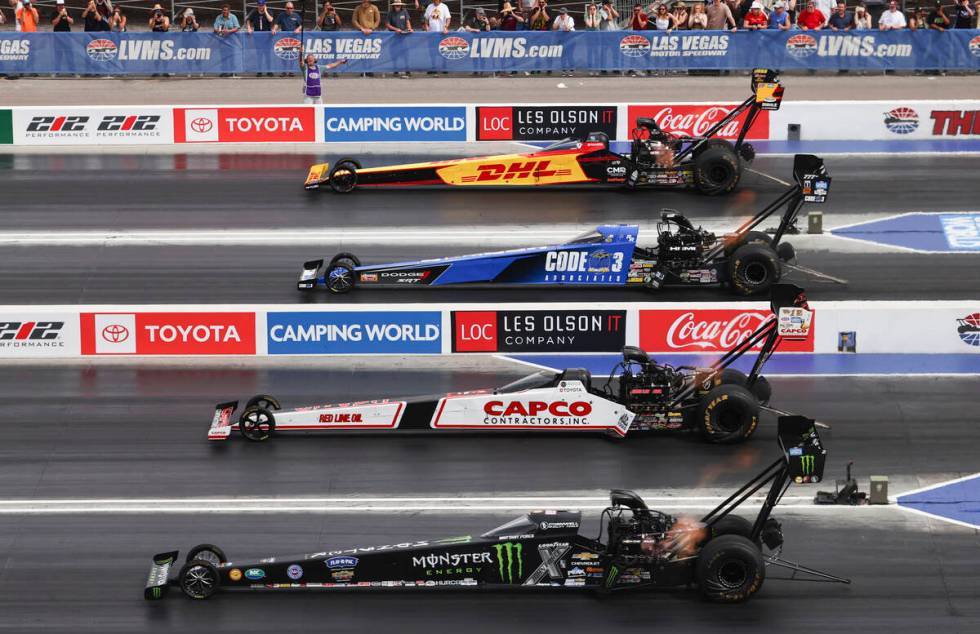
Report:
101,324,130,343
475,160,557,182
191,117,214,133
484,401,592,417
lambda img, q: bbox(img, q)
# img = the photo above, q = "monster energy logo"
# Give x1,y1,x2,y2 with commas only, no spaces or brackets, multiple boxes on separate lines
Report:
799,455,815,475
149,587,161,599
493,542,523,583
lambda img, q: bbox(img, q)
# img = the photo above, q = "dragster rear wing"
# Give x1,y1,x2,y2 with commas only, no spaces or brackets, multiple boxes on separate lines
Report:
777,414,827,484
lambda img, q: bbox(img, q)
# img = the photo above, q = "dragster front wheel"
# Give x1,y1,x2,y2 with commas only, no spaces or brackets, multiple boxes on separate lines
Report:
328,159,360,194
326,258,358,294
179,560,220,600
238,406,276,442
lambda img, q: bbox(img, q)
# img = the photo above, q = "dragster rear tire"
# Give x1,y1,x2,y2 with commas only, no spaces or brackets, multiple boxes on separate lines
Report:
694,145,741,196
697,535,765,603
708,515,755,541
696,384,760,444
719,370,772,406
729,243,780,296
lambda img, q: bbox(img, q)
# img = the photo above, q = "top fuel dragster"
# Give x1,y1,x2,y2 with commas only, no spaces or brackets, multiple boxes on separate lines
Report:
149,415,849,603
299,154,829,297
209,285,813,445
304,69,784,196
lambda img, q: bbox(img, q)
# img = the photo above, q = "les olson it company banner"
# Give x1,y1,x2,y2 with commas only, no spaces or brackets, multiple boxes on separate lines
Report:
639,308,815,354
80,312,256,355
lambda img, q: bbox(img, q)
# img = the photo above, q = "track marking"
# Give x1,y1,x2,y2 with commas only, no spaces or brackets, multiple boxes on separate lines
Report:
745,167,792,187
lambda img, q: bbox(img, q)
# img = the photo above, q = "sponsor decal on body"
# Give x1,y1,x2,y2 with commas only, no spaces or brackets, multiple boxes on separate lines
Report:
476,106,616,141
244,568,265,580
80,312,256,355
174,107,315,143
627,103,770,140
453,310,626,353
639,309,814,353
287,564,304,580
275,401,406,430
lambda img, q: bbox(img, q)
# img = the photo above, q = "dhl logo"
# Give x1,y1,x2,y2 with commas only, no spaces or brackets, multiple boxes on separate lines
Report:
459,160,572,183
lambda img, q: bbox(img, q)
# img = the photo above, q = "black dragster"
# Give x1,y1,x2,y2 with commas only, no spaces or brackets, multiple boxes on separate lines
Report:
147,415,848,603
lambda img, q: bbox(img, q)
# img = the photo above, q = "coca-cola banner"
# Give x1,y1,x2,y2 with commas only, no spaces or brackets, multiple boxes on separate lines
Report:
627,104,770,141
639,309,815,354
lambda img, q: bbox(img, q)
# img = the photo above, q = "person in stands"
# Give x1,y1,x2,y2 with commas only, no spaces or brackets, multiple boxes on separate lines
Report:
796,0,826,29
317,2,342,30
52,0,74,31
878,0,907,29
827,0,854,29
742,1,768,28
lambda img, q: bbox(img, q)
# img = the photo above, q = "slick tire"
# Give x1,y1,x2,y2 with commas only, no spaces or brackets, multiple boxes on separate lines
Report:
696,535,765,603
179,560,220,600
724,231,772,256
729,243,780,296
708,515,755,542
328,158,360,194
691,138,733,158
696,384,760,444
245,394,281,412
186,544,228,567
238,406,276,442
326,258,358,295
719,370,772,406
694,145,741,196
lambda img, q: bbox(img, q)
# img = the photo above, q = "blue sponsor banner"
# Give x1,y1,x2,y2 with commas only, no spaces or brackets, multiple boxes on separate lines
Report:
267,311,442,355
3,31,980,75
323,106,466,142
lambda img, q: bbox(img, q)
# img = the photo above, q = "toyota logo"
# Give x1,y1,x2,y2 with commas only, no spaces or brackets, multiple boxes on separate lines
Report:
190,117,213,133
101,324,130,343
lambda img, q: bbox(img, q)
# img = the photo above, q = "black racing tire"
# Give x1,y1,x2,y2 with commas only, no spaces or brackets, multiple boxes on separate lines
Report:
724,231,771,256
179,560,220,600
328,158,360,194
729,243,780,296
694,145,741,196
749,375,772,406
691,138,733,158
186,544,228,566
245,394,280,412
238,406,276,442
697,535,765,603
719,368,749,388
325,258,357,295
708,515,755,541
696,384,760,444
329,252,362,268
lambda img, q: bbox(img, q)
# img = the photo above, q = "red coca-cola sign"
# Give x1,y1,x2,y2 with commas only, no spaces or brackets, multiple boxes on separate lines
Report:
628,104,770,140
640,309,813,353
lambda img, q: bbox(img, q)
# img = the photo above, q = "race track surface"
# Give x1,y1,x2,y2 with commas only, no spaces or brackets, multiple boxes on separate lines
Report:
0,365,978,633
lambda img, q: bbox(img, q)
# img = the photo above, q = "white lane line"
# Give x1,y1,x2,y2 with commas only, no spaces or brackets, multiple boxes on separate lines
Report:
0,494,879,515
745,168,792,187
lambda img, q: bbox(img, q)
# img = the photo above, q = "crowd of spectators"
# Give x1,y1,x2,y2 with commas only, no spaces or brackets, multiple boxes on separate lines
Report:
1,0,977,32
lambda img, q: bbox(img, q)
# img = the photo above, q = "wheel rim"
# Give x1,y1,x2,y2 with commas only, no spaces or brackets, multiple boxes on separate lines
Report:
183,565,216,597
742,261,769,286
717,409,743,433
328,267,353,292
331,164,357,192
193,550,222,566
707,163,730,185
717,560,748,589
241,411,271,440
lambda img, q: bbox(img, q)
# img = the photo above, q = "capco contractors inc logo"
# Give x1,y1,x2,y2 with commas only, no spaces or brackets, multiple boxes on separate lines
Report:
80,312,256,355
957,313,980,347
640,309,814,353
273,37,302,60
453,310,626,353
0,38,31,62
324,106,466,142
438,36,470,60
884,107,919,135
628,104,770,140
86,38,118,61
620,34,651,58
476,106,616,141
439,36,562,61
175,107,316,143
267,311,442,355
785,33,818,59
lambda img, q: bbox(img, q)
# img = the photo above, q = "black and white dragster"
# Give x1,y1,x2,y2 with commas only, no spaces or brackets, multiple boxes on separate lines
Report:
209,285,813,445
148,415,849,603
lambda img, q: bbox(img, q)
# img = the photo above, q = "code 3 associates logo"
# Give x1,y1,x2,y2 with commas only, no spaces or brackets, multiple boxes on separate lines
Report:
323,107,465,142
267,311,442,354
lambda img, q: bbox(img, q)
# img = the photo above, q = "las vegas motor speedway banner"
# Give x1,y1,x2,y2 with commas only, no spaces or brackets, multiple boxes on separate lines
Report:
0,301,977,359
1,31,980,75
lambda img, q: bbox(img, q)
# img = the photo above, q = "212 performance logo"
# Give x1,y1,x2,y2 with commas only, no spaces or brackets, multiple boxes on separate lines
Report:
453,310,626,353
